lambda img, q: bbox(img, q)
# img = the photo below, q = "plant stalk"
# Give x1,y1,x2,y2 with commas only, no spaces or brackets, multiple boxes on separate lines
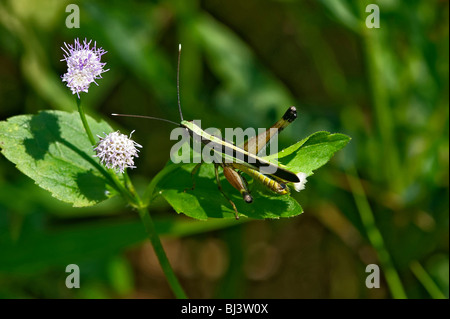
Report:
76,97,96,146
410,261,446,299
347,168,407,299
136,204,187,299
74,97,187,298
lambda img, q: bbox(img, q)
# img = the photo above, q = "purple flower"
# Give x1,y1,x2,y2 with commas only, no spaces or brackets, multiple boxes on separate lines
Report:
61,38,108,97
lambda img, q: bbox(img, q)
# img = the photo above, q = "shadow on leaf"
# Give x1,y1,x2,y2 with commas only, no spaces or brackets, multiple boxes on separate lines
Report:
24,111,113,186
75,170,108,202
157,164,297,220
22,111,115,205
24,112,61,160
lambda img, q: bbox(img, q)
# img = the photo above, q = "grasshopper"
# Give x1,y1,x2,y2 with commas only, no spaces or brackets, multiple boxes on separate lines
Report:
113,45,307,219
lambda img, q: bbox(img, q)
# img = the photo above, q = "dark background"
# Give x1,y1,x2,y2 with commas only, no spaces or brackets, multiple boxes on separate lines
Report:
0,0,448,298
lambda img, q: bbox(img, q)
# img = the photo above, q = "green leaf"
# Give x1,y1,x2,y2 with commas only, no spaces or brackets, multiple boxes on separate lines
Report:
266,131,352,175
155,163,303,220
0,110,117,207
155,131,350,220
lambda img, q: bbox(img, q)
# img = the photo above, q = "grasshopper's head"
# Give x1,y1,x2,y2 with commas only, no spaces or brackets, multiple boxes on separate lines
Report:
180,120,194,129
180,120,201,139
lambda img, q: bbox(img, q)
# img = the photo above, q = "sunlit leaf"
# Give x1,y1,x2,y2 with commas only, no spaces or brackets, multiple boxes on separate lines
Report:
0,110,117,207
155,132,350,220
267,131,352,175
155,163,302,220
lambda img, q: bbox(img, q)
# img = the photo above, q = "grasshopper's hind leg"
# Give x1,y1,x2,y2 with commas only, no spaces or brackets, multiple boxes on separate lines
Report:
214,164,240,220
184,162,203,192
222,165,253,204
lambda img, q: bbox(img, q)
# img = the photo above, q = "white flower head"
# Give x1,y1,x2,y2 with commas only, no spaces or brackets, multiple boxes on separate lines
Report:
61,38,109,97
292,172,308,192
94,130,142,173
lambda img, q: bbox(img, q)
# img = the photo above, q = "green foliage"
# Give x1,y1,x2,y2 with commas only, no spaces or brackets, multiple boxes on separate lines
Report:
0,110,350,220
0,219,144,274
157,163,302,220
0,111,117,207
269,132,351,176
0,215,241,275
157,132,350,220
0,0,447,299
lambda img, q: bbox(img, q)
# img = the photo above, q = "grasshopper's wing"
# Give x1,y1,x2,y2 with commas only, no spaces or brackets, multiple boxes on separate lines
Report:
237,106,300,183
241,106,297,156
183,117,300,183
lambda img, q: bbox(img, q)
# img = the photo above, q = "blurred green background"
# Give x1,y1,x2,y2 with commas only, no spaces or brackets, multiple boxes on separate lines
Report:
0,0,448,299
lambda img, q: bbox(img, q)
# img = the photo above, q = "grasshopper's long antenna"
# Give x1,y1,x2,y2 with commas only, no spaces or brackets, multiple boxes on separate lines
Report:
111,46,183,126
111,113,179,126
177,44,183,122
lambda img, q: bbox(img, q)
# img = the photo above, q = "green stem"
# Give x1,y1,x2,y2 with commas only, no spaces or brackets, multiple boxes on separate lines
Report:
74,97,186,298
123,170,137,197
76,97,96,146
143,163,179,206
111,170,187,298
110,171,137,206
347,168,407,299
74,97,135,204
136,204,187,299
358,1,402,191
108,169,187,298
123,169,187,297
410,261,446,299
123,169,187,298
